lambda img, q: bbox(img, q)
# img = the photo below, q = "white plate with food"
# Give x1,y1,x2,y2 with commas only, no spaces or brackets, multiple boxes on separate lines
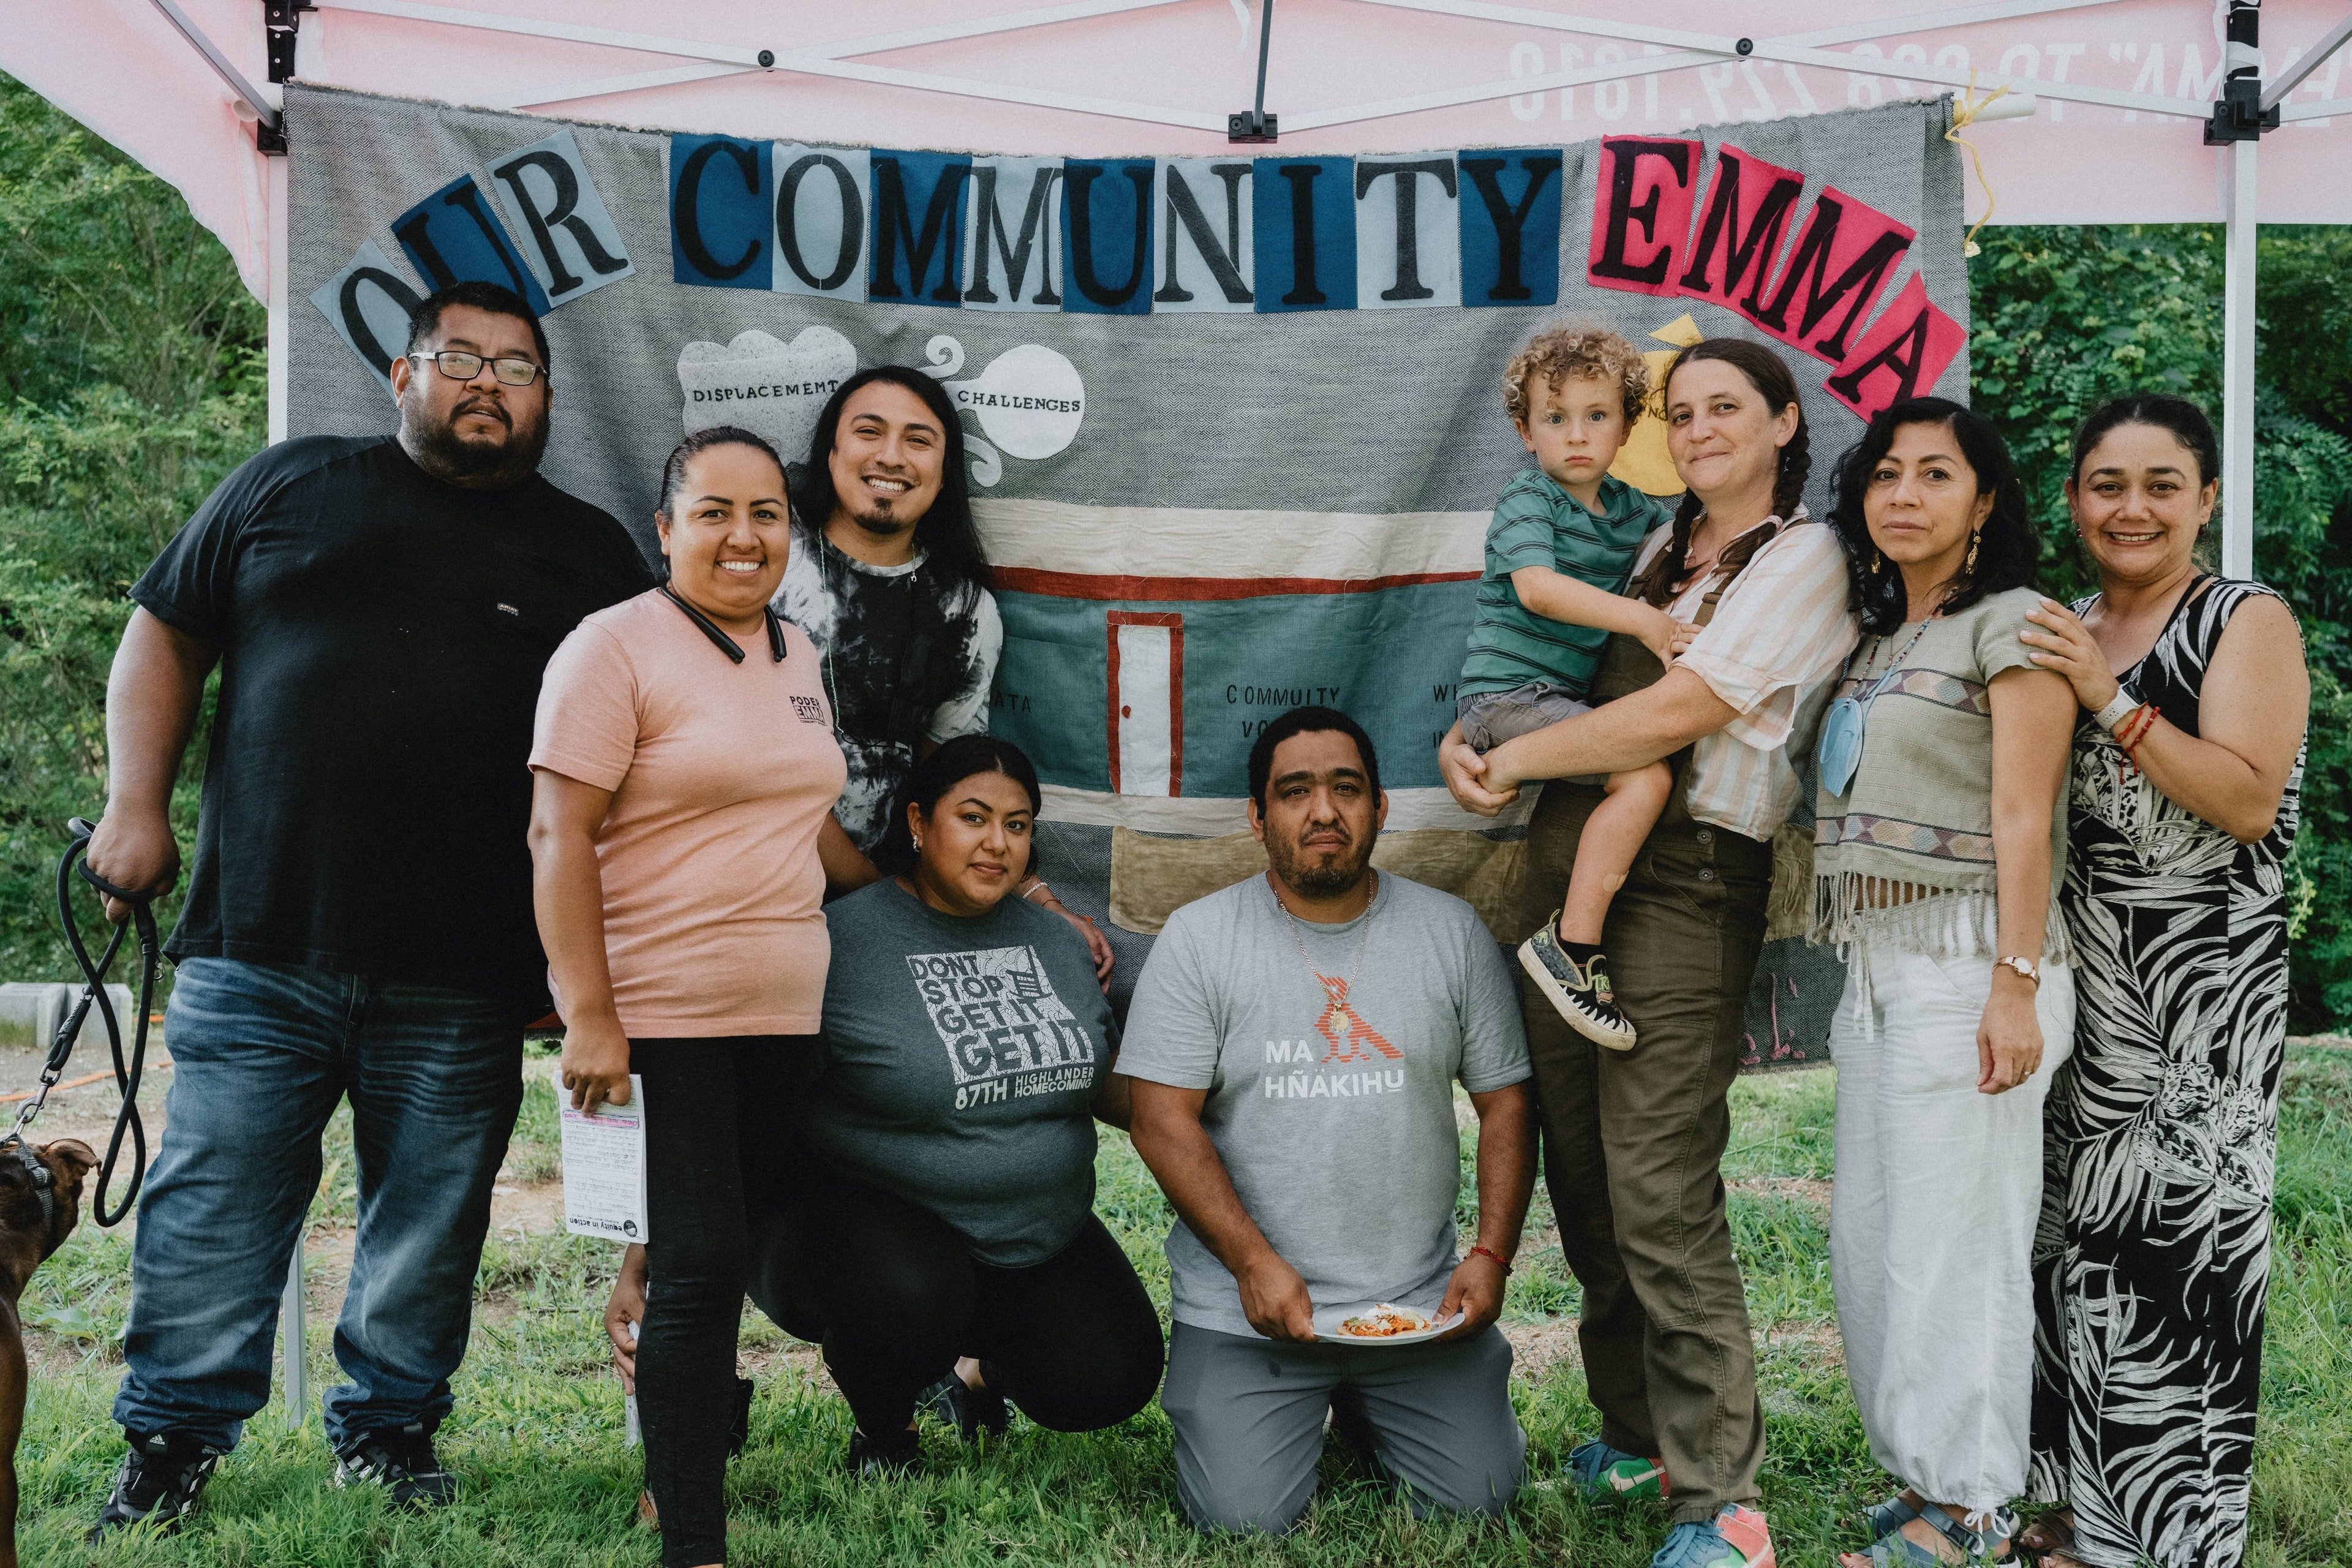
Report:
1311,1302,1462,1347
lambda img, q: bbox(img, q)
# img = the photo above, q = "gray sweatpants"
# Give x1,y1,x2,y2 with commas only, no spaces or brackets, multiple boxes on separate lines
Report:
1159,1321,1526,1534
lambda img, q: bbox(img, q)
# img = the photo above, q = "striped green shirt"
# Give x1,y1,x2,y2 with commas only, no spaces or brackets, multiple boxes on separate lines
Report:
1457,469,1670,700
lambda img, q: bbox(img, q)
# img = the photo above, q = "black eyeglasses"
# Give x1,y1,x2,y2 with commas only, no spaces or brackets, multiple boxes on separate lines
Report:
409,350,548,387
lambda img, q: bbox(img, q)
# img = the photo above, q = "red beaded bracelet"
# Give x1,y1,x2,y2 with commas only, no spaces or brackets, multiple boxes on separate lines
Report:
1468,1245,1513,1272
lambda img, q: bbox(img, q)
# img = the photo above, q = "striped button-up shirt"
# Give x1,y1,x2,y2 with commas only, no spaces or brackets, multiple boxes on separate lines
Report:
1640,512,1860,843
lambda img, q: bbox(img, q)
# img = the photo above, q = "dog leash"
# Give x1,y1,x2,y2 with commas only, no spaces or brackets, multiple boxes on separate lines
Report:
0,818,160,1231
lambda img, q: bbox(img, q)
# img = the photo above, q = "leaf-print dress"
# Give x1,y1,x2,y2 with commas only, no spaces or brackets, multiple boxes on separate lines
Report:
2029,578,2305,1568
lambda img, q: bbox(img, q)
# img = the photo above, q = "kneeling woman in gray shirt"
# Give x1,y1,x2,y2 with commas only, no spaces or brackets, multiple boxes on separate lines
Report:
760,735,1160,1471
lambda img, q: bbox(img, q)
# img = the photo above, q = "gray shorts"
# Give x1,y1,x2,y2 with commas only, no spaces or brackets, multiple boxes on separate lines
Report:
1457,682,1594,753
1159,1319,1526,1534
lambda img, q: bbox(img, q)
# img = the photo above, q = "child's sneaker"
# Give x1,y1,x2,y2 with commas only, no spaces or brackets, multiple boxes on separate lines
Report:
1563,1438,1669,1503
1653,1504,1774,1568
1519,918,1637,1049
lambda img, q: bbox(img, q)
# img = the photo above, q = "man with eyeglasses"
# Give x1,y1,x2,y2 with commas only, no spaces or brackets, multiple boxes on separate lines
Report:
81,280,650,1535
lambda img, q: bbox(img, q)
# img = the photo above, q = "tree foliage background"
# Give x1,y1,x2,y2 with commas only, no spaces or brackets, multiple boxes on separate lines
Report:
2,74,2348,1025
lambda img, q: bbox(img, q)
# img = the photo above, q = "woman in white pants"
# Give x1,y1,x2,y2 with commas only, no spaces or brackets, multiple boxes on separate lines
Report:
1810,398,2079,1568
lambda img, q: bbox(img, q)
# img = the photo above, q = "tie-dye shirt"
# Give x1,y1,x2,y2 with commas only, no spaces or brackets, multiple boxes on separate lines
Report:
772,522,1002,850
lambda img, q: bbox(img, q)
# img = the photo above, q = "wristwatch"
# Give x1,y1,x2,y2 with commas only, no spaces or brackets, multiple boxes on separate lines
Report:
1995,956,2041,986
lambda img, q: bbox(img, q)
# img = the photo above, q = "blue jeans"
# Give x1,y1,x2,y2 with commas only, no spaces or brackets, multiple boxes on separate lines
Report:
113,958,523,1452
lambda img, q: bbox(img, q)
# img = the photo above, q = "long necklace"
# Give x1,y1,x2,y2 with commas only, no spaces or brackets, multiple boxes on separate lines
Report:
1817,615,1936,797
1272,873,1378,991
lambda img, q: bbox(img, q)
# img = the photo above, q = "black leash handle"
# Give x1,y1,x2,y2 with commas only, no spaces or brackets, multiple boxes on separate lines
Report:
45,817,159,1228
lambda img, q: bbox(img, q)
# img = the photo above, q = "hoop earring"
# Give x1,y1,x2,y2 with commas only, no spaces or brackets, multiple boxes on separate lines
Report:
1964,530,1980,576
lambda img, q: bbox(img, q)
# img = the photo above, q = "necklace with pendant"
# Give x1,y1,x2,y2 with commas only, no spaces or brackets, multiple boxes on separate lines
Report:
1272,874,1378,993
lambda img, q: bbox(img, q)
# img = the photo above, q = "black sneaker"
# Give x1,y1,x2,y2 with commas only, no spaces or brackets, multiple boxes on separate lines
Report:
89,1430,224,1540
846,1425,922,1478
916,1363,1009,1442
332,1422,459,1507
1518,918,1638,1050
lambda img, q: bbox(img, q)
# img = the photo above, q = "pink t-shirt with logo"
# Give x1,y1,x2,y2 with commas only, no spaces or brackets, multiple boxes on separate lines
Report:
530,589,846,1036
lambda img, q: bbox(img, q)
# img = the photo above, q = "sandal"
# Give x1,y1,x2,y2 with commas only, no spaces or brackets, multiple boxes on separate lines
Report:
1841,1502,2016,1568
1861,1493,1921,1539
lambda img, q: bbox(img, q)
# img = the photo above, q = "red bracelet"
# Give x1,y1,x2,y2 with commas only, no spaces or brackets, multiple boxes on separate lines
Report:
2116,704,2157,750
2118,706,2159,773
1468,1245,1513,1272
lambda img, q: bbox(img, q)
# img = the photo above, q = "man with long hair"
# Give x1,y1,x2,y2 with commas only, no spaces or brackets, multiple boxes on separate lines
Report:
775,366,998,849
774,366,1106,976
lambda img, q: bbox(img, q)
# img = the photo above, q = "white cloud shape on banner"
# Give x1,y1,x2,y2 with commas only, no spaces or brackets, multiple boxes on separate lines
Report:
928,337,1086,464
676,326,858,461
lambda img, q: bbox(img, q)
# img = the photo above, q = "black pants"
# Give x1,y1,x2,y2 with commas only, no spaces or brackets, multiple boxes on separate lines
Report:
749,1157,1164,1442
632,1035,821,1568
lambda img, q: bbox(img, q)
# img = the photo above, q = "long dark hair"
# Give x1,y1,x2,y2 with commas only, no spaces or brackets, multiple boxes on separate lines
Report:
1829,397,2039,635
1633,337,1812,607
789,365,991,590
872,733,1044,878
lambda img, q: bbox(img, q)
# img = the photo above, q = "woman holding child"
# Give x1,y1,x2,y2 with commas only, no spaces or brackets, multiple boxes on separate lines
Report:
1442,333,1858,1568
1809,399,2078,1568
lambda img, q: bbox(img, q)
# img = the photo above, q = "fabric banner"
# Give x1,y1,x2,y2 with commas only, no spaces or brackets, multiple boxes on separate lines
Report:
284,84,1970,1068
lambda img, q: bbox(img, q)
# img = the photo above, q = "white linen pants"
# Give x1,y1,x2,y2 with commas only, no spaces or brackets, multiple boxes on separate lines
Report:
1829,942,2075,1513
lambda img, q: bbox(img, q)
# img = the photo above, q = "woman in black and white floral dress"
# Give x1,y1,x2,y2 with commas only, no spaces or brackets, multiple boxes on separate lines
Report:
2013,395,2309,1568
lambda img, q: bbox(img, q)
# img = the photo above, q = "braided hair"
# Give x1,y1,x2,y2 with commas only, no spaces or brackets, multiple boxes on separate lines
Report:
1633,338,1811,608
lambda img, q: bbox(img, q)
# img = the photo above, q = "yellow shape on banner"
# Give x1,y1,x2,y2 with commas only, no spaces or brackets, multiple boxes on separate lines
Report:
1610,314,1703,500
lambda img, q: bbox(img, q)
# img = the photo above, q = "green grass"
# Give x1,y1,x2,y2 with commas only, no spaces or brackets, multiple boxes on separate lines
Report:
13,1052,2352,1566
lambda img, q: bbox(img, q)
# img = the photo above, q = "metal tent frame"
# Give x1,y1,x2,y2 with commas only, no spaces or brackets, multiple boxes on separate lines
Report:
124,0,2352,1429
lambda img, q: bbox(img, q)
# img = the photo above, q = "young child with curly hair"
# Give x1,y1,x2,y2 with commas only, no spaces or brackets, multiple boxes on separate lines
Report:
1457,323,1687,1049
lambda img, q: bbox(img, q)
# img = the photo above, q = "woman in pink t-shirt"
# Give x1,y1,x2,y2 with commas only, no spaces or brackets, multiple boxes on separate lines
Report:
526,426,876,1568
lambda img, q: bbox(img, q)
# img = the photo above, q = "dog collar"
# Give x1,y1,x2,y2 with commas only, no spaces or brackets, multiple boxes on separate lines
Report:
0,1137,60,1250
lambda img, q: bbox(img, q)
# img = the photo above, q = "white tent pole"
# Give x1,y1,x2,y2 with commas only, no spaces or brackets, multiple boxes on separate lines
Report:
266,156,289,453
1284,48,1717,130
2220,133,2257,581
495,63,753,113
144,0,282,129
317,0,1198,71
265,143,307,1432
2263,10,2352,110
317,0,1223,130
2282,96,2352,120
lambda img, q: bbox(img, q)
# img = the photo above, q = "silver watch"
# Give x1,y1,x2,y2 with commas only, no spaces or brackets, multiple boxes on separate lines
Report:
1996,956,2042,986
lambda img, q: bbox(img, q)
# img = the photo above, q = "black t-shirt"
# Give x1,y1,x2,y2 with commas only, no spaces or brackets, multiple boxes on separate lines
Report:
133,435,652,1003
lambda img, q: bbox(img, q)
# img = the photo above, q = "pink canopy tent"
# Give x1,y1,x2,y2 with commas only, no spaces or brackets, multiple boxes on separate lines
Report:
3,0,2348,1420
5,0,2348,566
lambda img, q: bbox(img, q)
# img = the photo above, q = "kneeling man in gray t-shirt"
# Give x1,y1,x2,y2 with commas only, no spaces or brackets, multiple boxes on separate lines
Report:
1119,706,1535,1534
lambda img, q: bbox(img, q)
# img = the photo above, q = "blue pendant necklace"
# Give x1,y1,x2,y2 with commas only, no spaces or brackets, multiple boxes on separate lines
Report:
1817,615,1935,798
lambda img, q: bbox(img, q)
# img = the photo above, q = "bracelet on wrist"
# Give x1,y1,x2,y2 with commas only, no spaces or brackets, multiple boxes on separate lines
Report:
1467,1244,1513,1273
1023,880,1054,904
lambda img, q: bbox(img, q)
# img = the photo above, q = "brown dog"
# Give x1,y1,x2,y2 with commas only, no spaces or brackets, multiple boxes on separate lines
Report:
0,1138,95,1568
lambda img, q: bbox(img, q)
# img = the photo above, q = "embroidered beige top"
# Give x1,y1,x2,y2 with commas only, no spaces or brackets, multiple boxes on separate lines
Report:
1642,510,1861,842
1808,586,2070,962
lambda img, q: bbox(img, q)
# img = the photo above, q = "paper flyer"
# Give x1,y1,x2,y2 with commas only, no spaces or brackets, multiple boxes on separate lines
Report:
561,1074,648,1242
